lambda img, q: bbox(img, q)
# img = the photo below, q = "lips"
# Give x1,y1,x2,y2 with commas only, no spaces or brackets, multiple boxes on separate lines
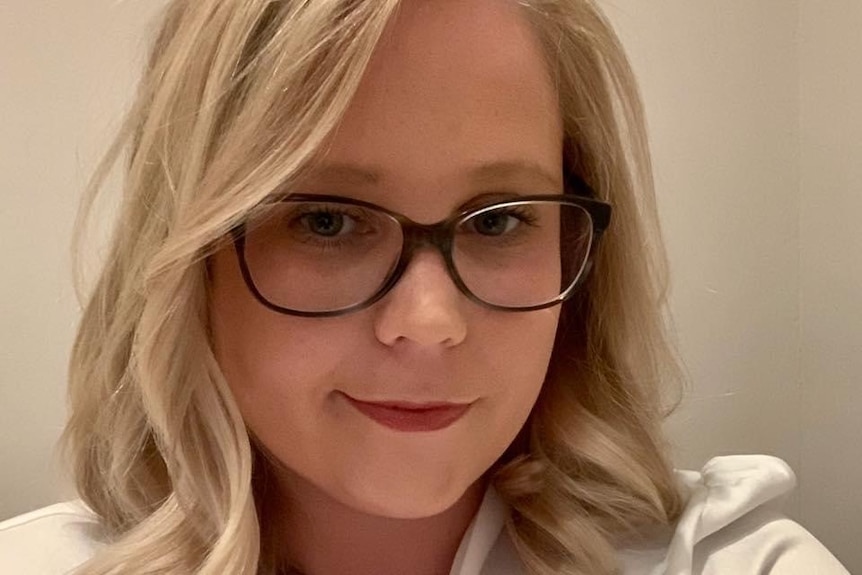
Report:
342,394,472,432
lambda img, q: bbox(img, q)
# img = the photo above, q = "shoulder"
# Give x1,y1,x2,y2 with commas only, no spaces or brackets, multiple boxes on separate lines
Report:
0,500,104,575
619,455,850,574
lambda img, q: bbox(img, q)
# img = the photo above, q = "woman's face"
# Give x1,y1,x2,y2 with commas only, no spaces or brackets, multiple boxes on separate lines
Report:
210,0,563,519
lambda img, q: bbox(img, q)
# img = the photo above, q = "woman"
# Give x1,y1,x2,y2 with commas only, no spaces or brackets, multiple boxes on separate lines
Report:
0,0,849,573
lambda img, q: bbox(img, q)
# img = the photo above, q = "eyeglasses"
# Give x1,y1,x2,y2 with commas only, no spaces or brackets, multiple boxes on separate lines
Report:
231,184,611,317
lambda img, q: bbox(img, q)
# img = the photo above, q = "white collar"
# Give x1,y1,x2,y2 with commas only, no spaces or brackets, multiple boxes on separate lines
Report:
448,487,510,575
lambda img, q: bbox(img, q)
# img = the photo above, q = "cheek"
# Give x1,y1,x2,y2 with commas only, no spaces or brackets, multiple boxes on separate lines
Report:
208,249,353,437
464,307,560,457
478,306,560,388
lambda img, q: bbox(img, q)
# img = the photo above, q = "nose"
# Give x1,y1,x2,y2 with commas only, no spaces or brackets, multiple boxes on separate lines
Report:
373,248,468,348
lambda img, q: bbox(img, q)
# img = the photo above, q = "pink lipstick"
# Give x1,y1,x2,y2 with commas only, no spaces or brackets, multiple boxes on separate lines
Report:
343,395,471,432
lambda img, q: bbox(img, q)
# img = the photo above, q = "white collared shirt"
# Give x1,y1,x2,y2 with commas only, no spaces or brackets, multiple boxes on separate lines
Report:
0,455,850,574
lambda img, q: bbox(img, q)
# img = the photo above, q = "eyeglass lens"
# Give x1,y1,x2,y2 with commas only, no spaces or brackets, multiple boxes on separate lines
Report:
241,199,594,313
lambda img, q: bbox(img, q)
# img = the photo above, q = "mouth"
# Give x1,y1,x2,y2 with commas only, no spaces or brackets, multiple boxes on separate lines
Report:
340,393,473,433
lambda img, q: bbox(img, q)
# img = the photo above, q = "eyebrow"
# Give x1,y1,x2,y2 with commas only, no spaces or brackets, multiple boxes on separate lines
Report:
468,160,562,189
302,160,562,190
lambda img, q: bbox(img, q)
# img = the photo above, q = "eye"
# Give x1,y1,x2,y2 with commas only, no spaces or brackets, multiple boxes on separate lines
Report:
464,206,538,237
472,212,518,236
299,211,356,237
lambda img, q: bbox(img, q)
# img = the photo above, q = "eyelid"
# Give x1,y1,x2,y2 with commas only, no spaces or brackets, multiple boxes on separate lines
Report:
268,191,540,221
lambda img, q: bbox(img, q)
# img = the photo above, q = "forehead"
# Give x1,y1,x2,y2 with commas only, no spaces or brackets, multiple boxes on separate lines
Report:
316,0,563,205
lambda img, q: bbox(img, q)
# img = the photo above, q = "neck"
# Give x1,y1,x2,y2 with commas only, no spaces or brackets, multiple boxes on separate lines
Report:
267,470,487,575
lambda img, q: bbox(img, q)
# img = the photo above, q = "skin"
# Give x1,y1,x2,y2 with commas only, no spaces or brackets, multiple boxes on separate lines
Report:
209,0,564,573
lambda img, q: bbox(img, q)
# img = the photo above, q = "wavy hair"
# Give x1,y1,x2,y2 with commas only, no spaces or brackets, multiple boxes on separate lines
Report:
62,1,685,573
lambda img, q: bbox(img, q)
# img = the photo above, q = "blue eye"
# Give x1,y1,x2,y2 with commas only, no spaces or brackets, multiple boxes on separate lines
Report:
463,206,538,237
300,211,356,237
472,212,518,236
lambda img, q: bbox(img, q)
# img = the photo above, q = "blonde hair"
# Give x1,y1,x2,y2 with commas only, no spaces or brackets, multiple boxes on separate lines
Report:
63,1,684,573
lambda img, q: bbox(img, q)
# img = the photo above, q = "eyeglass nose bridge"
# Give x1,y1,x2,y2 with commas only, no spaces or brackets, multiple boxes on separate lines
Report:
374,219,469,304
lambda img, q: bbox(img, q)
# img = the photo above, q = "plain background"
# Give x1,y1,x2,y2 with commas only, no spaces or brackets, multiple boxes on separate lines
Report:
1,0,859,571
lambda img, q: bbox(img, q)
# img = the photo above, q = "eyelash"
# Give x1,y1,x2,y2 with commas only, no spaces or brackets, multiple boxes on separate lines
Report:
264,200,541,246
462,205,540,230
289,207,365,247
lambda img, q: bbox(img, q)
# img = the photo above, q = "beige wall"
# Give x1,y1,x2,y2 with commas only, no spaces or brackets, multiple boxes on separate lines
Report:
608,0,803,473
608,1,861,570
798,0,862,568
0,0,158,515
1,1,859,570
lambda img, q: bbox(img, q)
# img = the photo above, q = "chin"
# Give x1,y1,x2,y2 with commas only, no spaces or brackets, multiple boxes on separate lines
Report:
336,472,476,519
